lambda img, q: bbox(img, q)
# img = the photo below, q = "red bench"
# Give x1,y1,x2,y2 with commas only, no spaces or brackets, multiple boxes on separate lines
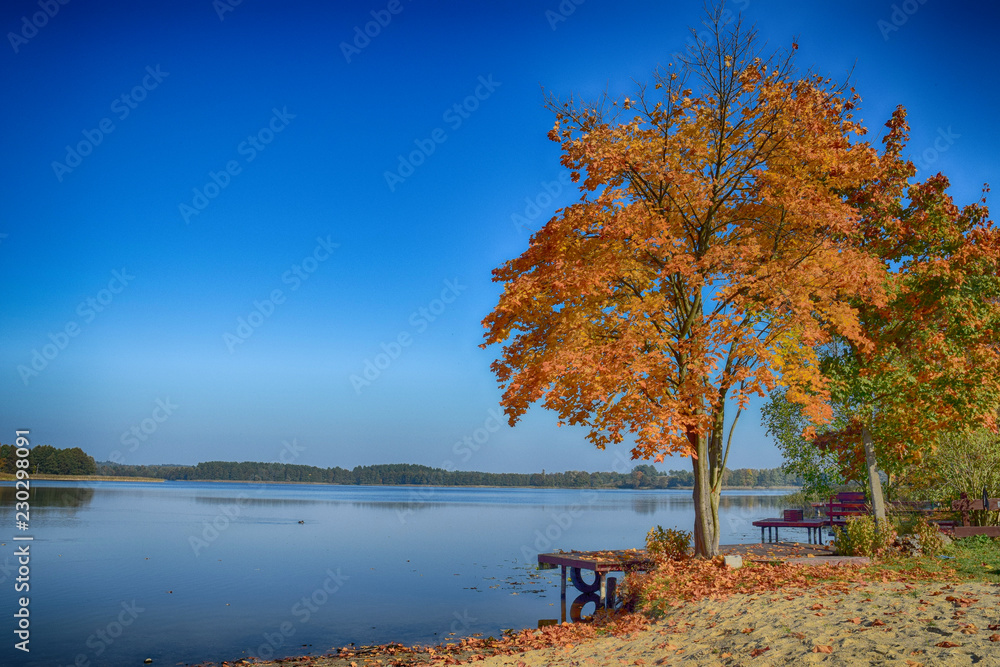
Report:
824,491,868,526
951,494,1000,538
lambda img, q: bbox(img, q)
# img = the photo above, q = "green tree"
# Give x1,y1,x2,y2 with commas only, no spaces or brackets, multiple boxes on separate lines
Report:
762,386,848,498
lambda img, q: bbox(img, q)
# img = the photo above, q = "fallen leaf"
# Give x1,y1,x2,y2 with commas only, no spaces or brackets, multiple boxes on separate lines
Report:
750,646,770,657
813,645,833,653
934,641,961,648
990,634,1000,643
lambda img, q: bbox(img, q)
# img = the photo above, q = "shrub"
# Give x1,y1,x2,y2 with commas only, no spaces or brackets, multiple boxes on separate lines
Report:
922,429,1000,527
832,515,897,558
914,517,947,557
645,525,691,562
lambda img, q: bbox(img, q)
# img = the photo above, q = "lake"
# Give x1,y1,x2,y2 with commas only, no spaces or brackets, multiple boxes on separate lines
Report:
0,481,793,666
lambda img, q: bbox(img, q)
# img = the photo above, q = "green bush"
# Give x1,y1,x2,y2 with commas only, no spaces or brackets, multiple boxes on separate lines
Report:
923,429,1000,527
645,525,692,561
914,517,947,557
832,515,897,558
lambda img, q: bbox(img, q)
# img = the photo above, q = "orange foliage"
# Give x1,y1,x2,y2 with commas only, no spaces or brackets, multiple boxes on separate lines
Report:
482,26,890,465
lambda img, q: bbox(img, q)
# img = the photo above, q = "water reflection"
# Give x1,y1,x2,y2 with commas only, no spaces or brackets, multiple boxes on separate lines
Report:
0,482,792,667
0,485,94,513
539,590,616,626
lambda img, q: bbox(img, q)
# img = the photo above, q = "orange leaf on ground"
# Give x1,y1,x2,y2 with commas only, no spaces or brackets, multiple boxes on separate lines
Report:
934,641,961,648
813,645,833,653
750,647,770,657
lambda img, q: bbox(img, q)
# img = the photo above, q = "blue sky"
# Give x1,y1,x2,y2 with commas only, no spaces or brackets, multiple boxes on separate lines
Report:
2,0,997,473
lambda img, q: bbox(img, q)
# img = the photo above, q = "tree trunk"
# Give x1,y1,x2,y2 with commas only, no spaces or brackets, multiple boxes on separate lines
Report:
690,430,721,557
862,425,887,528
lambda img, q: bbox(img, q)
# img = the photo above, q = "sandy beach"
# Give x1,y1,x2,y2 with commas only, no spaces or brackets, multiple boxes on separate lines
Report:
474,580,1000,666
237,575,1000,667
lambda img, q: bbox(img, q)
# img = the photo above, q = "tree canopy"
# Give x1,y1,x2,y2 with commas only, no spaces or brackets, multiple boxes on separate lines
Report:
482,7,999,556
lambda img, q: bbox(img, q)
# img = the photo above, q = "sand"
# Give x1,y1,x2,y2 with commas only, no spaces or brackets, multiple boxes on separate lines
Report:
236,579,1000,667
474,581,1000,667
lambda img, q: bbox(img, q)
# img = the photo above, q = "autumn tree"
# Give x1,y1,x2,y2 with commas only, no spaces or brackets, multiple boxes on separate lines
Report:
783,116,1000,522
482,9,901,557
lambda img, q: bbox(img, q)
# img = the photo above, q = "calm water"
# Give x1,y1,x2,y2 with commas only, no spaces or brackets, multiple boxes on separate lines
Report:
0,481,792,666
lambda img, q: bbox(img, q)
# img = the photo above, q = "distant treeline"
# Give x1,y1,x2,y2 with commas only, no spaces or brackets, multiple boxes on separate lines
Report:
1,444,97,476
94,460,801,489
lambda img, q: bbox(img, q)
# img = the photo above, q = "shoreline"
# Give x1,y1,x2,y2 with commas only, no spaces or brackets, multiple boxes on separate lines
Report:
0,473,165,482
0,474,800,492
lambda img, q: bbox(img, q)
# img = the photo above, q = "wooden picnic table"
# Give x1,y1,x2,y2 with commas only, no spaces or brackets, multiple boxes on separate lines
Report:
752,517,827,544
951,495,1000,538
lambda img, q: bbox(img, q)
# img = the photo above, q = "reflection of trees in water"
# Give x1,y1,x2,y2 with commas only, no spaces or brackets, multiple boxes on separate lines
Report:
631,496,670,514
193,495,324,508
720,494,789,511
0,486,95,514
628,493,789,515
190,491,792,517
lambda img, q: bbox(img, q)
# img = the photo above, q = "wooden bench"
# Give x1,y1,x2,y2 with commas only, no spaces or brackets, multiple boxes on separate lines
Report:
950,495,1000,538
823,491,869,526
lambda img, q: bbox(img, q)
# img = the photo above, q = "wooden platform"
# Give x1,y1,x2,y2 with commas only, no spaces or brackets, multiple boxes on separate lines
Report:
537,548,653,574
536,543,843,625
537,549,652,611
537,543,838,608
